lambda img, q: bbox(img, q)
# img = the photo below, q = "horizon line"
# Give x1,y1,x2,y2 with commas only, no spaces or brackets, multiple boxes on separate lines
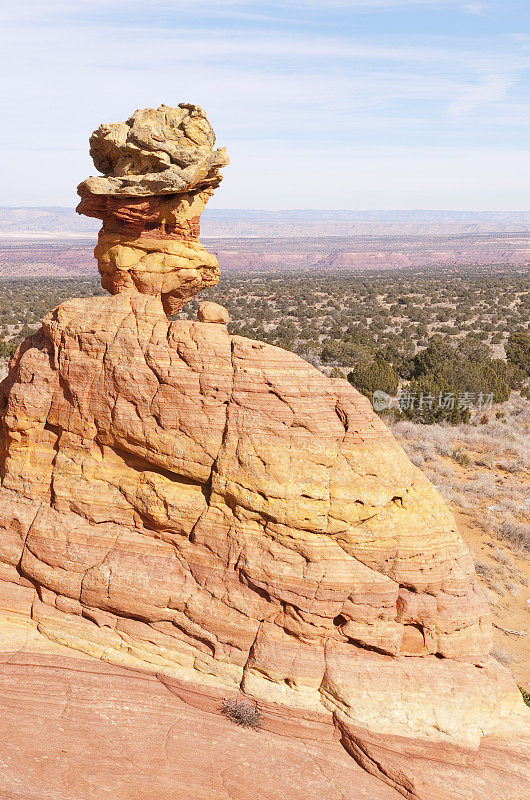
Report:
2,206,530,214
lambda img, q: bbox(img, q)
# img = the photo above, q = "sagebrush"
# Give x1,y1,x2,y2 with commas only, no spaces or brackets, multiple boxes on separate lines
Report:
220,696,262,729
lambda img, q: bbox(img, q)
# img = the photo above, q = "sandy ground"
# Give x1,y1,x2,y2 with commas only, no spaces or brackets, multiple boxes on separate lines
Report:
456,511,530,688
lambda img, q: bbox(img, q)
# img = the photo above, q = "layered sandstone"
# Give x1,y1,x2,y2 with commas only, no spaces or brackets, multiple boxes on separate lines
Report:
0,625,402,800
76,103,228,314
0,291,528,798
0,105,527,799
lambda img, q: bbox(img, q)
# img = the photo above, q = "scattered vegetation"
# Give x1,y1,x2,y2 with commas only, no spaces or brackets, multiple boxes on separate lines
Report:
188,265,529,425
391,397,529,558
1,268,527,426
450,448,472,467
0,277,105,362
220,696,262,729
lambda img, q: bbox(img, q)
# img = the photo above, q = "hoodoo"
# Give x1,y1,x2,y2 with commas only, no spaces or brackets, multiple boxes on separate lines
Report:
0,105,527,800
76,103,229,315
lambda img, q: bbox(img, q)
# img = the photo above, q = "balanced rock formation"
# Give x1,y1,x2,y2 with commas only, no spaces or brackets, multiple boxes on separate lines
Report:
198,299,230,323
0,105,527,800
76,103,228,315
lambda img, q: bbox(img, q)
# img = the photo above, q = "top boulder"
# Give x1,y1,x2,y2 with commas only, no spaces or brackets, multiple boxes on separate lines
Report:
77,103,229,197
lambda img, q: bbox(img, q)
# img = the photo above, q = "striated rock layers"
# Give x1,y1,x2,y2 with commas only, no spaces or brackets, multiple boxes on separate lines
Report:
0,293,528,798
76,103,229,315
0,105,527,800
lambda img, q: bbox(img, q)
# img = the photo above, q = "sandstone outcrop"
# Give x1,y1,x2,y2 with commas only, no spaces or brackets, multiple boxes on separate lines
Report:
0,625,402,800
76,103,228,315
0,105,527,799
0,292,528,798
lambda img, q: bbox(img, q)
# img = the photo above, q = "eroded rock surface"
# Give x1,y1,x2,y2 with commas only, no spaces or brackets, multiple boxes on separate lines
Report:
76,104,228,314
0,625,402,800
0,292,527,799
78,103,228,197
198,299,230,323
0,103,527,799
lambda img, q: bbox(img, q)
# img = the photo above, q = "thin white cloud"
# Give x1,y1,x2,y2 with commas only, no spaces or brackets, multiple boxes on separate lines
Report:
6,21,528,124
0,0,527,209
0,0,478,21
446,73,516,114
3,17,526,73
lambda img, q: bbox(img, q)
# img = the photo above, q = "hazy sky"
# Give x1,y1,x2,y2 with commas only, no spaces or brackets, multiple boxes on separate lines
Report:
1,0,529,210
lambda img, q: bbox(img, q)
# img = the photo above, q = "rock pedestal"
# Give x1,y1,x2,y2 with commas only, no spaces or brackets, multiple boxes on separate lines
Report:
0,104,527,800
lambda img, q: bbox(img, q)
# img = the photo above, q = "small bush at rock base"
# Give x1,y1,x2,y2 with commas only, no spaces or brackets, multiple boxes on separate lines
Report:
220,696,262,729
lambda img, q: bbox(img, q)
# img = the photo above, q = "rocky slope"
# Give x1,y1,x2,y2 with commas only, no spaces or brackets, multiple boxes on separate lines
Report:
0,625,403,800
0,104,527,799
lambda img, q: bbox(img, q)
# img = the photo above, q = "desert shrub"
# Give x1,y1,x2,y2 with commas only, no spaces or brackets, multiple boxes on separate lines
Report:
506,332,530,376
409,452,426,469
490,359,527,390
0,337,20,359
379,344,415,379
411,340,455,377
460,362,510,402
474,559,494,579
496,520,529,551
519,687,530,708
437,484,474,510
409,341,511,405
347,354,399,399
401,374,470,425
491,547,515,568
465,475,498,498
450,448,471,467
220,697,262,730
320,330,374,366
497,459,523,473
477,453,495,468
428,460,454,477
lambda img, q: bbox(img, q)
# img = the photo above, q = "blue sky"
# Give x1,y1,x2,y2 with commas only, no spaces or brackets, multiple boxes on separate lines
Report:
1,0,529,209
